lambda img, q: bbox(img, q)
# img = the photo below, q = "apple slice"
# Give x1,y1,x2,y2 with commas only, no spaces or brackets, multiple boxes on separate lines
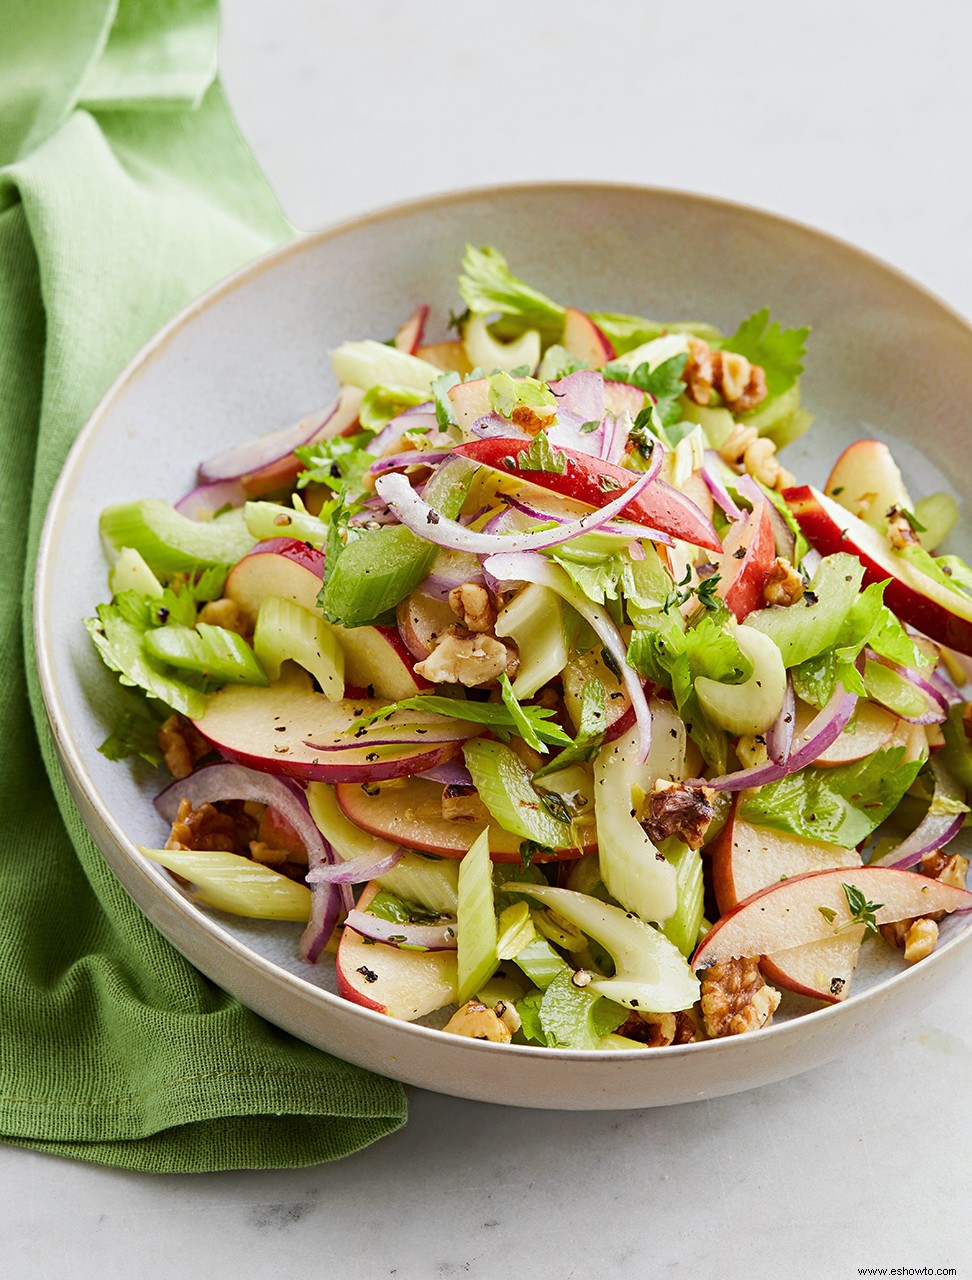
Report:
562,647,638,741
562,307,616,369
335,776,593,861
339,625,429,699
716,499,775,621
783,484,972,654
824,438,910,525
694,866,972,971
336,881,457,1018
760,935,865,1003
393,304,429,355
793,698,902,766
603,380,646,418
416,340,473,376
709,802,861,916
396,590,458,660
192,679,458,783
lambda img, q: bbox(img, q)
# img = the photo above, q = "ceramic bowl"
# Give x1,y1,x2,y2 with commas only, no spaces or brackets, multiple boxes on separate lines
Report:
34,183,972,1108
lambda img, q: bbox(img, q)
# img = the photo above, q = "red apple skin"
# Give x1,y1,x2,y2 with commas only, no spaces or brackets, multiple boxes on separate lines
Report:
394,304,429,355
454,437,722,552
562,307,616,369
335,776,593,862
717,501,775,621
336,881,458,1018
783,484,972,654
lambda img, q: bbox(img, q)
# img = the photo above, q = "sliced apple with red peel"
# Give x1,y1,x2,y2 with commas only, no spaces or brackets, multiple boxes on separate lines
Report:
693,866,972,972
336,881,457,1018
396,591,457,660
760,934,865,1003
240,386,362,498
393,304,429,355
562,307,616,369
716,499,775,621
792,698,903,766
191,678,459,783
335,776,593,861
603,380,645,418
823,438,910,526
339,625,430,699
447,377,492,434
783,484,972,654
710,802,861,916
680,472,715,524
562,647,638,741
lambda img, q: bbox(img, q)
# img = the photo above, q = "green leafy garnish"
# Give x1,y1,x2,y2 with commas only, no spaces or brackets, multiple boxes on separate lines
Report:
518,841,552,869
97,687,168,767
85,601,208,719
603,353,687,431
458,245,565,342
842,882,883,935
589,313,722,356
533,679,606,780
358,385,429,432
720,309,809,398
431,370,462,430
487,370,557,421
513,432,567,475
662,567,721,614
348,693,571,749
518,969,628,1050
295,431,376,497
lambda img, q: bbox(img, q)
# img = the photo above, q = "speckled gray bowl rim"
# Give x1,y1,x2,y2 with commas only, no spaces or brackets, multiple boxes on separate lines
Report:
34,180,972,1083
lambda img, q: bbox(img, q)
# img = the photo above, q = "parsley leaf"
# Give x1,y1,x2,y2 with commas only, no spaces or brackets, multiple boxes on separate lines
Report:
533,678,606,780
458,245,565,342
347,693,572,749
721,309,810,399
602,353,687,430
97,687,167,767
514,432,567,475
295,432,376,498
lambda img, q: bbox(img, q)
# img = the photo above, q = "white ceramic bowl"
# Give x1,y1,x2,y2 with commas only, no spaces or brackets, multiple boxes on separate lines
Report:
35,183,972,1109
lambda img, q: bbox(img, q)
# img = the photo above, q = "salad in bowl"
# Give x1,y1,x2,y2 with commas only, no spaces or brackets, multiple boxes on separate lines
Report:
86,245,972,1053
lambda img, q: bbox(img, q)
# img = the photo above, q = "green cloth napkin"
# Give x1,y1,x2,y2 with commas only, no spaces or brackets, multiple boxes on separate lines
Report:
0,0,407,1172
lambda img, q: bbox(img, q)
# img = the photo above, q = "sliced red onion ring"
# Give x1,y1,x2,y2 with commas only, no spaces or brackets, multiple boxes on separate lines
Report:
306,848,404,885
865,651,950,724
483,550,653,761
598,412,631,466
419,569,484,601
417,760,474,786
697,684,858,791
470,414,531,440
766,679,796,765
925,667,964,704
701,452,743,521
548,370,606,424
175,478,247,518
629,540,645,562
375,447,662,557
152,761,340,963
503,494,672,545
369,405,437,455
733,471,795,558
871,760,969,869
344,909,458,950
199,393,349,483
369,449,450,476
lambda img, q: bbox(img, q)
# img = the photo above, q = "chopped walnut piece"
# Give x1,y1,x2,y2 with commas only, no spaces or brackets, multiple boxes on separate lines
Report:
157,714,209,780
413,631,518,687
921,851,969,890
197,597,250,638
248,841,291,866
165,797,256,854
617,1008,701,1047
644,780,714,850
903,918,939,963
763,557,805,607
684,337,716,404
440,783,489,823
443,1000,513,1043
493,999,521,1035
700,957,781,1038
510,405,554,435
684,338,768,414
448,582,496,633
886,507,920,550
717,422,794,491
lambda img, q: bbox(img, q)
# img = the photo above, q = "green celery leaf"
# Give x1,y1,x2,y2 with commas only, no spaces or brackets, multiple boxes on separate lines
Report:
359,384,429,432
602,353,687,430
515,989,549,1045
349,693,571,748
458,245,565,341
533,678,606,779
590,313,723,356
85,604,207,719
97,686,168,767
431,370,462,430
295,432,376,497
720,309,810,398
738,747,925,847
514,431,567,474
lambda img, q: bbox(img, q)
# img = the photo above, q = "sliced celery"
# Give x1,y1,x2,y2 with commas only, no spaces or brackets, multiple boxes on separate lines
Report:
141,847,311,920
494,584,568,698
746,554,865,667
495,901,536,959
476,967,530,1008
243,499,331,547
305,782,459,913
331,339,441,393
678,399,736,450
456,829,499,1003
941,703,972,790
254,596,344,700
108,547,163,599
321,463,472,626
143,623,268,686
503,882,699,1013
862,659,934,721
100,500,253,575
463,738,576,848
511,937,570,991
85,606,207,718
660,842,705,957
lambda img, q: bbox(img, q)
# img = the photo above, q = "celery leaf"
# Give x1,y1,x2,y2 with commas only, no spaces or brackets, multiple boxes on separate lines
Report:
720,309,810,398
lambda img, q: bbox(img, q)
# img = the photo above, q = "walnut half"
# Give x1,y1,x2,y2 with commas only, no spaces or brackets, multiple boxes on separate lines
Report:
700,957,781,1038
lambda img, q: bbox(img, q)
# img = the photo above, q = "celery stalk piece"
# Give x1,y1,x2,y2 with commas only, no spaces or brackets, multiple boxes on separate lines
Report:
321,462,472,626
254,596,344,700
462,315,541,376
695,624,787,737
494,584,568,698
495,901,536,959
463,738,577,848
330,339,441,393
476,967,530,1008
456,829,500,1003
85,606,208,718
503,883,699,1013
511,938,569,991
606,332,691,375
305,782,459,914
677,399,736,451
745,553,865,667
243,500,331,548
593,724,678,926
660,842,705,957
108,547,163,598
940,703,972,789
142,623,268,686
100,500,254,575
141,847,311,920
862,659,935,721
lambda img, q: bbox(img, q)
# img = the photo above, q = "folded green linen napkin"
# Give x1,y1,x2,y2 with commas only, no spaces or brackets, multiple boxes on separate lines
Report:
0,0,407,1172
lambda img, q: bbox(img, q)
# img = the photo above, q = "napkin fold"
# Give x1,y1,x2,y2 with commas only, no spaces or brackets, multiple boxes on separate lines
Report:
0,0,407,1172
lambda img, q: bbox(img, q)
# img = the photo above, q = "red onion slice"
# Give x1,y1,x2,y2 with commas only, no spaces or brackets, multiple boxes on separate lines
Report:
199,392,351,483
306,848,404,885
470,414,532,440
698,684,858,791
701,451,743,521
483,550,653,761
369,449,451,476
175,478,247,519
375,447,662,557
733,471,795,558
418,761,475,786
344,909,458,950
369,405,437,455
598,412,631,466
503,494,673,546
925,667,964,705
865,651,949,723
766,679,796,765
871,760,969,869
548,370,606,424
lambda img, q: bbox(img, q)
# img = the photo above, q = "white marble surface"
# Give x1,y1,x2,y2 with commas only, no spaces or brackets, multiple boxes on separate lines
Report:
7,2,972,1276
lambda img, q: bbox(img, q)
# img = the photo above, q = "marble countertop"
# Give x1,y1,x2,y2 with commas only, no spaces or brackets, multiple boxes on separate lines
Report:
6,2,972,1276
